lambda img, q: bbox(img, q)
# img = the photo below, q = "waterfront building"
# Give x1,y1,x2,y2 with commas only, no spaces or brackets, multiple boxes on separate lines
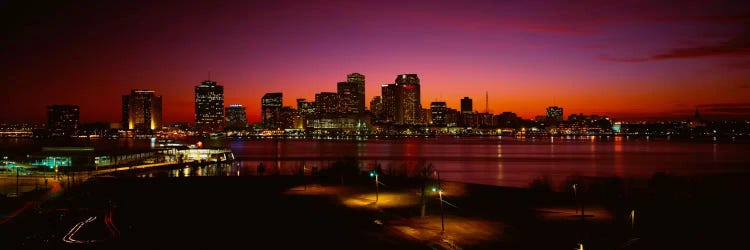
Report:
381,84,398,123
315,92,342,116
430,102,447,126
47,104,79,135
122,90,162,131
461,97,473,114
297,99,316,129
369,96,383,123
225,104,248,130
194,80,224,132
261,93,283,129
546,106,564,122
395,74,421,125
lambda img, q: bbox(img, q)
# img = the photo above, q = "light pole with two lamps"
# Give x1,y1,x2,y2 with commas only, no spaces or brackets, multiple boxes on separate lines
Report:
432,170,445,233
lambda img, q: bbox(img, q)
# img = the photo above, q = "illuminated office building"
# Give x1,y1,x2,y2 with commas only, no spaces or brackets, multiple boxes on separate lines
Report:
261,93,283,129
47,104,79,135
195,80,224,132
225,104,248,130
122,90,162,131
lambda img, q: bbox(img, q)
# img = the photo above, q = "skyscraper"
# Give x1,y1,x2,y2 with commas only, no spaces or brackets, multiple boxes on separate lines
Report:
194,80,224,132
430,102,447,126
381,84,398,123
546,106,564,122
346,73,366,112
337,82,356,113
369,96,383,123
395,74,421,125
224,104,248,130
261,93,283,129
47,105,79,135
122,90,162,131
279,106,298,129
461,97,473,114
297,98,315,128
315,92,342,115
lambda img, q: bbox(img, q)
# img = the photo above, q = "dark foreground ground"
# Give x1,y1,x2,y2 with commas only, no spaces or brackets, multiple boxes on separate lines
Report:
2,172,750,249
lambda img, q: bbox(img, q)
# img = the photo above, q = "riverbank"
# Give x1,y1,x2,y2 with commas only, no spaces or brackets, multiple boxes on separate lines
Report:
2,171,747,249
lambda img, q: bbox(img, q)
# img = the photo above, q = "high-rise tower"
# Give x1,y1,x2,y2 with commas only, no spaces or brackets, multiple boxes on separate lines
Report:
195,80,224,132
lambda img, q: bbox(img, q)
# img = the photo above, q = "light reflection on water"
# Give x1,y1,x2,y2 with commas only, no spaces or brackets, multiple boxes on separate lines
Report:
140,136,750,189
4,137,749,188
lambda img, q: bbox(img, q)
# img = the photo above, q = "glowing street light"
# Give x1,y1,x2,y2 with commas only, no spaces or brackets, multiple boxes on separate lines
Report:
433,170,445,233
575,243,584,250
572,183,578,214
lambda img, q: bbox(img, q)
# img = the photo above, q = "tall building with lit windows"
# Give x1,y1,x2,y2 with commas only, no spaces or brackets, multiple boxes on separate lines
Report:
122,90,162,131
430,102,447,126
315,92,342,115
224,104,248,130
343,72,366,113
194,80,224,132
297,99,315,128
47,104,80,135
395,74,421,125
546,106,564,122
261,93,283,129
380,84,398,123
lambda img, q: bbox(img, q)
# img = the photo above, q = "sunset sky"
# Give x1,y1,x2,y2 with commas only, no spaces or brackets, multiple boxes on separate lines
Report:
1,0,749,123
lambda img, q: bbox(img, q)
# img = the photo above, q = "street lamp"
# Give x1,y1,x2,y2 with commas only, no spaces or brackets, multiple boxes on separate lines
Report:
433,170,445,233
572,183,578,214
369,170,379,203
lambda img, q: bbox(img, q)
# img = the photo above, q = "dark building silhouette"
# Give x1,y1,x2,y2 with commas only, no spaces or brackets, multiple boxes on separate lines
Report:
445,108,459,127
47,105,79,135
370,96,383,123
194,80,224,132
224,104,248,130
461,97,473,114
430,102,447,126
381,84,398,123
495,112,521,128
122,90,162,131
261,93,283,129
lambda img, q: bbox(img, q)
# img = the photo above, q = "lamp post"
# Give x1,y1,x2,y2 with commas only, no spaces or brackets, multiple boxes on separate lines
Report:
370,170,379,203
434,170,445,233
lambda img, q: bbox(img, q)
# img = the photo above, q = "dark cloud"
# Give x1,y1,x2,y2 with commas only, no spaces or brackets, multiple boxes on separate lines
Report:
697,103,750,114
598,55,649,62
652,31,750,59
602,28,750,62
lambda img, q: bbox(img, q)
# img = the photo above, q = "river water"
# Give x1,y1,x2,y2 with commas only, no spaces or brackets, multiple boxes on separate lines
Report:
3,136,749,188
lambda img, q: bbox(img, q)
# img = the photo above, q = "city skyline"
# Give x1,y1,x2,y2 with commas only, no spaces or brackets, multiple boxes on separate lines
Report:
2,0,749,123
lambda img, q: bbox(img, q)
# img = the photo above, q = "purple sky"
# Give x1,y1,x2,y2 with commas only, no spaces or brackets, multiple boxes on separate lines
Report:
1,0,749,123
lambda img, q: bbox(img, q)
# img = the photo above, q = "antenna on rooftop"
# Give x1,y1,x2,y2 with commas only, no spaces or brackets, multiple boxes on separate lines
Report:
485,91,489,113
